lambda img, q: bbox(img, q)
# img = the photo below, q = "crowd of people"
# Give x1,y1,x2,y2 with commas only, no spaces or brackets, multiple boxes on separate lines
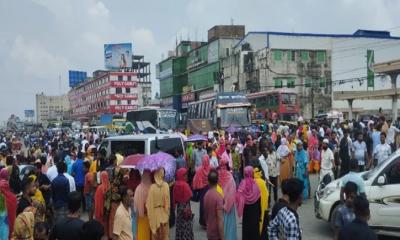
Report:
0,114,398,240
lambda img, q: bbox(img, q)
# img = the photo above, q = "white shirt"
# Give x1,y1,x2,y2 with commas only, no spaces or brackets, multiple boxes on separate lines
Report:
258,155,269,180
373,143,391,164
321,148,334,170
387,126,400,144
64,173,76,192
209,156,219,169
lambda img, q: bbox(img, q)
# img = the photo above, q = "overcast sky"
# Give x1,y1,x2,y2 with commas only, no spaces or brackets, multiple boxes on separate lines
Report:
0,0,399,122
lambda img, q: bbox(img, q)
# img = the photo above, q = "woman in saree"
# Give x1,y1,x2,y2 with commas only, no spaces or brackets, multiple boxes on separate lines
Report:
192,155,211,227
217,157,237,240
12,207,36,240
0,168,17,239
253,167,269,239
308,129,320,174
236,166,261,240
295,141,309,199
94,171,110,238
146,168,170,240
133,170,152,240
277,138,291,184
173,168,194,240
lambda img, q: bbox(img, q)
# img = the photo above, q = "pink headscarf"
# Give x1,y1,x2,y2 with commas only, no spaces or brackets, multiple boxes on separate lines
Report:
218,158,236,212
217,138,226,158
192,155,210,190
0,168,9,180
236,166,261,218
134,170,152,217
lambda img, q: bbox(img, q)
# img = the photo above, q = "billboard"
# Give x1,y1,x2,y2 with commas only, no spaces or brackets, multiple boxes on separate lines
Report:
367,49,374,88
104,43,133,69
24,110,34,118
69,71,87,88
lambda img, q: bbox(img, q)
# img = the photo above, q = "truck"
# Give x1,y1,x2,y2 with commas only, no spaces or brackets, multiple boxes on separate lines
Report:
99,114,126,131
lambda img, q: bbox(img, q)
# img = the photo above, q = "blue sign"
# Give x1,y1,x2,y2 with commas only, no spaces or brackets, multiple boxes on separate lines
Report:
69,70,87,88
24,110,34,118
104,43,133,69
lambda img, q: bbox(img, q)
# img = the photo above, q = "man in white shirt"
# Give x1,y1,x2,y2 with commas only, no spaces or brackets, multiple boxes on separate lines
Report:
320,139,335,182
386,120,400,152
352,133,368,172
373,132,392,166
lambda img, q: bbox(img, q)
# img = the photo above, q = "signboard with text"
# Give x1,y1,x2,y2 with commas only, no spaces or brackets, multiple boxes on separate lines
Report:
24,110,34,118
110,81,138,88
110,105,138,112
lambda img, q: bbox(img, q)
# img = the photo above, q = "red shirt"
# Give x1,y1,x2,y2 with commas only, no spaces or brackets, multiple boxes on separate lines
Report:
84,172,94,195
204,188,223,240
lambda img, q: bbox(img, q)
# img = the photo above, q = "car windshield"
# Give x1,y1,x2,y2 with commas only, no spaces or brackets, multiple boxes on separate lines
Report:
362,151,397,180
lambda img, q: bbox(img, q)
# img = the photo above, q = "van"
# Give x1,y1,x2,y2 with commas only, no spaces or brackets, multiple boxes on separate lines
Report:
99,134,185,157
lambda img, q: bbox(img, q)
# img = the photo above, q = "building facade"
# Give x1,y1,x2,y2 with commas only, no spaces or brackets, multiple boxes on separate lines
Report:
132,55,151,107
157,25,245,114
68,71,139,120
222,29,400,119
35,93,70,124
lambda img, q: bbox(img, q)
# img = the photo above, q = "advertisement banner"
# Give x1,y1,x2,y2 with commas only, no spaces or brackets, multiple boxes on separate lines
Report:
104,43,133,69
110,105,138,112
24,110,34,118
110,94,138,100
182,92,195,103
367,49,374,88
69,70,87,88
110,81,138,88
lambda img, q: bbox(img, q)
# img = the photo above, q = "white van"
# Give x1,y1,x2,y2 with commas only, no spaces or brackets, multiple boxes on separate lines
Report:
99,134,185,157
314,149,400,237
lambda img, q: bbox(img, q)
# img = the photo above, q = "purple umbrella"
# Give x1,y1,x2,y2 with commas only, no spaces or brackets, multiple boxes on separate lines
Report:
226,125,240,134
137,152,176,182
185,134,207,142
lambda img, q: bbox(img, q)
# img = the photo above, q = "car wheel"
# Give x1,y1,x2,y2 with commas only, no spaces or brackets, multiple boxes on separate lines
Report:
330,203,341,231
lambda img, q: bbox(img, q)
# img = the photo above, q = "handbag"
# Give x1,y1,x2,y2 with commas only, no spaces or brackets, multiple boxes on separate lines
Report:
182,207,194,221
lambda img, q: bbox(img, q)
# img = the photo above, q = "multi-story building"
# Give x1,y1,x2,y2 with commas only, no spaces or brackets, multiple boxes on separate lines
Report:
132,55,151,106
157,25,245,114
35,93,70,124
222,29,400,119
68,71,139,121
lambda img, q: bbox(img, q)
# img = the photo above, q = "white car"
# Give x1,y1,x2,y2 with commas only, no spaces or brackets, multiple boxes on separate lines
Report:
314,149,400,237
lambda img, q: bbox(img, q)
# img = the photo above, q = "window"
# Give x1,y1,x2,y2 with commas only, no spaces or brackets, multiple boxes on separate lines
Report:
386,159,400,185
116,88,122,94
305,78,312,87
117,100,121,105
300,51,309,61
125,88,131,93
274,78,283,88
127,76,131,81
273,50,282,61
317,51,326,63
127,100,131,105
287,78,295,88
287,51,296,61
118,75,123,81
319,76,326,88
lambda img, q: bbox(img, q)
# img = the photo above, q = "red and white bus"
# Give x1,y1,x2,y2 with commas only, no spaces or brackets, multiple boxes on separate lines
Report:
247,90,300,121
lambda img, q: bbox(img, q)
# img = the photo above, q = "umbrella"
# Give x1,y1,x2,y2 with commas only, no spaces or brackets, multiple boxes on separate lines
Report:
120,154,145,169
137,152,176,182
185,134,207,142
226,125,240,134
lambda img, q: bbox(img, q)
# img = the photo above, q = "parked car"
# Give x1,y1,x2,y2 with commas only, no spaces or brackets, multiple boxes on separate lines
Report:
314,149,400,237
99,134,185,157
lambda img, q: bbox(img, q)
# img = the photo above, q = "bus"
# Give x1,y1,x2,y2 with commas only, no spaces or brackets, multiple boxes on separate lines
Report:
247,90,300,121
126,107,177,130
187,92,252,130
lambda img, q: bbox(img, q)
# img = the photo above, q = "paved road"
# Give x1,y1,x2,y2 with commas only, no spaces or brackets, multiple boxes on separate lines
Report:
170,174,332,240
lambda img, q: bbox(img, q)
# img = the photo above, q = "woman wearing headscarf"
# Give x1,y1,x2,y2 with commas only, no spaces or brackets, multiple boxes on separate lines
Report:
27,175,46,223
9,159,21,194
192,155,211,227
94,171,110,239
134,170,152,240
0,168,17,239
146,168,170,240
173,168,193,240
217,158,237,240
277,138,291,184
295,141,309,199
12,206,36,240
236,166,261,240
253,167,269,239
308,129,321,174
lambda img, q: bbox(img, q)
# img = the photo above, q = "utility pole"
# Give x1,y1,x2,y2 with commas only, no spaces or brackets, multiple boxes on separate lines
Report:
311,86,314,119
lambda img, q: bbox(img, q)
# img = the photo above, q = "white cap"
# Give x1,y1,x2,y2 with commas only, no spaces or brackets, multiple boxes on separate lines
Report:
323,138,329,144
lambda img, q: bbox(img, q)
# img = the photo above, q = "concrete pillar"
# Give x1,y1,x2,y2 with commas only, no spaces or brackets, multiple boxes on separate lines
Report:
390,73,398,120
348,99,354,120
